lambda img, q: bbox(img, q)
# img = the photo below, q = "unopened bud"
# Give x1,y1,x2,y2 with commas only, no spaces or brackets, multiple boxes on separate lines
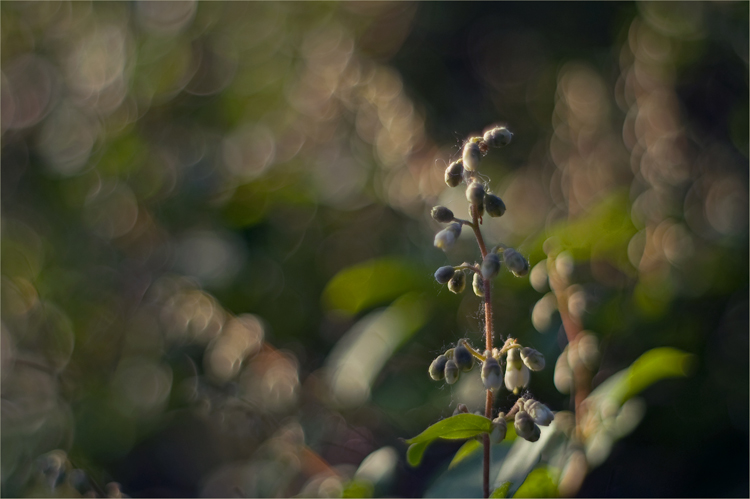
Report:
472,272,484,297
490,415,508,444
554,347,573,394
481,355,502,391
481,253,501,280
445,160,464,187
444,360,459,384
483,126,513,148
466,181,485,206
429,354,449,381
504,347,530,394
462,141,482,171
520,347,545,371
454,403,469,415
434,266,455,284
525,399,554,426
502,248,529,277
484,193,506,217
431,206,455,223
448,271,466,294
434,222,462,251
514,411,541,442
454,341,474,372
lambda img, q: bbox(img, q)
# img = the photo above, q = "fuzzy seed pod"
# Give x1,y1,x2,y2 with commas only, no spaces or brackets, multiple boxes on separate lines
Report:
514,410,541,442
431,206,455,223
444,360,459,384
481,354,502,391
505,347,530,394
483,127,513,148
429,354,449,381
490,415,508,444
434,222,462,251
472,272,484,297
481,253,501,280
448,271,466,294
434,266,455,284
520,347,545,371
445,160,464,187
502,248,529,277
466,181,485,206
525,399,554,426
484,193,506,217
454,341,474,372
462,141,482,171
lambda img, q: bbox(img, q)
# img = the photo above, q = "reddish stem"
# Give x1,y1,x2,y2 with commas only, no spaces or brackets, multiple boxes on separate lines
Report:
471,204,493,498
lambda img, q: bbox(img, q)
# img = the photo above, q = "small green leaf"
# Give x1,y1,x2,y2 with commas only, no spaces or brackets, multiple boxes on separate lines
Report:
405,414,492,445
491,482,512,498
342,479,374,498
621,347,695,402
513,467,558,498
449,439,482,469
406,441,430,467
323,257,424,315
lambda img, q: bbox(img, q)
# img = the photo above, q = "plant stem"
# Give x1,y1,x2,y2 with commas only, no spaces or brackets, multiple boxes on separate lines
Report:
471,204,493,499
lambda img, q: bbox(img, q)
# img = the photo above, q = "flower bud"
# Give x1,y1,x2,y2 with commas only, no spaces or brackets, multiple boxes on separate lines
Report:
481,354,502,391
514,410,541,442
434,222,462,251
554,347,572,394
448,271,466,294
462,141,482,171
504,347,530,394
484,193,506,217
472,272,484,297
502,248,529,277
490,415,507,444
431,206,455,223
429,354,449,380
445,160,464,187
434,266,455,284
483,126,513,148
481,253,501,280
525,399,554,426
520,347,545,371
444,359,459,384
454,341,474,372
466,181,485,206
454,403,469,415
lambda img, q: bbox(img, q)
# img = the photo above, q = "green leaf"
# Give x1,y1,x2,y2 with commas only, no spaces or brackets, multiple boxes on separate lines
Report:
323,257,424,315
513,467,559,498
405,414,492,445
406,441,430,467
341,479,374,498
406,414,492,467
491,482,512,498
449,438,482,469
493,424,562,497
621,347,696,402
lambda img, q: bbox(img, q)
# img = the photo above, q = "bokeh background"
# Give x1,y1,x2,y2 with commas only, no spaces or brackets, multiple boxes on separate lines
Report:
1,1,748,497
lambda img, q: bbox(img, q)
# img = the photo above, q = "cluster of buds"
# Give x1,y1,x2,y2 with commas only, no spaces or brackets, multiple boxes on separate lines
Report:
432,245,530,297
428,339,476,384
512,398,555,442
429,340,546,397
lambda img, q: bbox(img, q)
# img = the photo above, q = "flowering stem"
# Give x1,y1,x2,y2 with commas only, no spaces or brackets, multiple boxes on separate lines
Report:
469,204,493,499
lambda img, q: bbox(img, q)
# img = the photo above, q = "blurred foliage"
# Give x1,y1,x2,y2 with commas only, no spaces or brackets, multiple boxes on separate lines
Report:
1,1,747,498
